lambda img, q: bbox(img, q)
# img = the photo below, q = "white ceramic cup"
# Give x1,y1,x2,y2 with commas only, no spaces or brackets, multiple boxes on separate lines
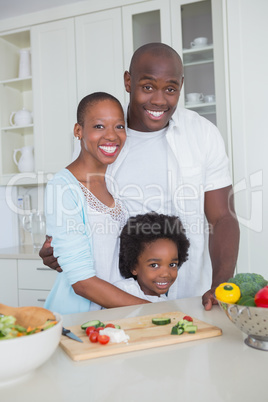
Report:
186,92,204,104
190,37,208,48
204,94,215,103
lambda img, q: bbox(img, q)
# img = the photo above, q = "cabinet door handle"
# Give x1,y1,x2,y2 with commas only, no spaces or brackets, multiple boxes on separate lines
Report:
36,267,52,271
37,298,46,302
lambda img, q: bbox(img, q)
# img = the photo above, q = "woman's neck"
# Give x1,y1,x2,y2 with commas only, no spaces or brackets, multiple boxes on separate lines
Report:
67,153,107,184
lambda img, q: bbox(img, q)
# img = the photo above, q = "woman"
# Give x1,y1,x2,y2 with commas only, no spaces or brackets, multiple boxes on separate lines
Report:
45,92,148,314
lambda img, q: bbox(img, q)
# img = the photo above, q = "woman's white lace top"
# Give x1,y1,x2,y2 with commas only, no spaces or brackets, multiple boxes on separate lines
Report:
78,182,128,228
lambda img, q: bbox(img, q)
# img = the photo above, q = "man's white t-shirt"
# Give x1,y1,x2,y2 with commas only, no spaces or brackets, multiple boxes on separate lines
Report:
116,127,174,216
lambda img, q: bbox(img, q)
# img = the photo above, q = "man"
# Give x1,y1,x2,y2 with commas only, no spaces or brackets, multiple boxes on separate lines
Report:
40,43,239,310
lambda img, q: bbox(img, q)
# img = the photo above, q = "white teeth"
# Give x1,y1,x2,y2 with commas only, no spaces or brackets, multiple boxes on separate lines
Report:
147,110,164,117
99,146,117,153
156,282,168,285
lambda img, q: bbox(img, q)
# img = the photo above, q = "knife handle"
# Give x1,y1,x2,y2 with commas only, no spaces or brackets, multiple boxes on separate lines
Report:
62,327,70,335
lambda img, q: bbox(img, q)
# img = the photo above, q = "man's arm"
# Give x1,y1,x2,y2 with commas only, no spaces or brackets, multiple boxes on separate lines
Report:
39,236,62,272
203,185,240,310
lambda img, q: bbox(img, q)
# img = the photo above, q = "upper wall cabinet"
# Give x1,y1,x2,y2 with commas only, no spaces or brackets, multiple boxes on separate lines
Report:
11,8,124,183
171,0,230,151
31,19,77,175
122,0,172,75
75,8,125,104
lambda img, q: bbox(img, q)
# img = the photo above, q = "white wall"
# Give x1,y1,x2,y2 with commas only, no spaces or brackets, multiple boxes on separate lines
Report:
227,0,268,277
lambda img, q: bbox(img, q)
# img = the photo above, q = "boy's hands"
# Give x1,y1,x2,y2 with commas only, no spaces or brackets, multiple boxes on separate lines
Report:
39,235,62,272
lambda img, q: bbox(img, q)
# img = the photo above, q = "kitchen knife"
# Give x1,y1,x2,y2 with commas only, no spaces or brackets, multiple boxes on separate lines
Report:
62,327,83,343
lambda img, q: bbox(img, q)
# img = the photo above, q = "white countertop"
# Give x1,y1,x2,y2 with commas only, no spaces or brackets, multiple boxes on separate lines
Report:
0,297,266,402
0,245,41,259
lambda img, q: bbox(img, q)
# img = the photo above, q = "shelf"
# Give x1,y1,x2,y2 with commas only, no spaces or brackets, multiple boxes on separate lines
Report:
0,77,32,91
184,59,213,67
0,172,52,187
182,45,213,65
185,102,216,115
0,31,30,48
1,125,34,135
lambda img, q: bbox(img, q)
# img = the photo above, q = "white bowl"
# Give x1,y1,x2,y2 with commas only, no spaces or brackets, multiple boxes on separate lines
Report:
217,300,268,351
0,312,62,386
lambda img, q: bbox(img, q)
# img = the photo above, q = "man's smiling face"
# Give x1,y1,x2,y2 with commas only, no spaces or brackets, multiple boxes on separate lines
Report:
124,51,184,132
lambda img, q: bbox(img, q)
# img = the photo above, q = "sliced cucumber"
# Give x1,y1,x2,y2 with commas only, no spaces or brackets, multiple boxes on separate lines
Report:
177,319,192,327
171,326,184,335
81,320,102,330
114,324,121,329
184,325,197,333
152,317,171,325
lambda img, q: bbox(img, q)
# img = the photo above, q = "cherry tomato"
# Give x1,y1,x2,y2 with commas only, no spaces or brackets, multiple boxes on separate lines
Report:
98,335,110,345
86,326,96,336
105,323,115,328
94,327,104,333
89,332,99,343
183,315,193,322
255,286,268,308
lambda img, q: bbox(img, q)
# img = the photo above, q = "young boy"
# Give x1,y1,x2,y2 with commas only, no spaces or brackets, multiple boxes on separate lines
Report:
114,212,190,302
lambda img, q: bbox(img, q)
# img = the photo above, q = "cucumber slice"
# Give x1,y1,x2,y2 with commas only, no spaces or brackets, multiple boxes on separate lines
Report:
177,319,192,327
114,324,121,329
171,326,184,335
152,317,171,325
184,325,197,333
81,320,101,330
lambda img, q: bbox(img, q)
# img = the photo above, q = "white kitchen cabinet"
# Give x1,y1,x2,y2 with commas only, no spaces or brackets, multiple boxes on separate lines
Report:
75,8,125,104
31,19,77,174
17,259,57,307
0,259,18,306
0,29,34,182
122,0,172,76
171,0,230,152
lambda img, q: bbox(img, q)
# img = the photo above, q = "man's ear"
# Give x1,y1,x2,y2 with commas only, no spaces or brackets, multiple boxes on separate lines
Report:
124,71,131,93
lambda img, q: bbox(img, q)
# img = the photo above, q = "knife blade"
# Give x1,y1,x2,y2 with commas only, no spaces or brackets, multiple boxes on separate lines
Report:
62,327,83,343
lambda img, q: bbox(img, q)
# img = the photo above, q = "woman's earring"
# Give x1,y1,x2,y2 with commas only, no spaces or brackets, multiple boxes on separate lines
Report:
76,136,81,140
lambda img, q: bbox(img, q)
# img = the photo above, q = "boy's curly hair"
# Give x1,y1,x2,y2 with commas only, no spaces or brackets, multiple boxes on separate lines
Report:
119,212,190,279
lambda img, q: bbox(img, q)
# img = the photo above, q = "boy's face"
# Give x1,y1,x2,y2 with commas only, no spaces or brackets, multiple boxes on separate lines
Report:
124,52,184,132
74,99,126,169
132,238,179,297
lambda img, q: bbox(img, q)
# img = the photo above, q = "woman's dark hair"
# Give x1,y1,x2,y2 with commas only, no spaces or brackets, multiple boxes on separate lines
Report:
77,92,123,126
119,212,190,279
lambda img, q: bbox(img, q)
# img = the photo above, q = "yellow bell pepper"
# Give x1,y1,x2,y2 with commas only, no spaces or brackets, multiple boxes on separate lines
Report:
215,282,241,303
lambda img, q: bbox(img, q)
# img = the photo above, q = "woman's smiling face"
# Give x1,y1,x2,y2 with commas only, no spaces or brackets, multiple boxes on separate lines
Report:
131,238,179,297
75,99,126,169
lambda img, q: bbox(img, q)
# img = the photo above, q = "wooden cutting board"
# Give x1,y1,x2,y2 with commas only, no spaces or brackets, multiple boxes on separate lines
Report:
60,311,222,361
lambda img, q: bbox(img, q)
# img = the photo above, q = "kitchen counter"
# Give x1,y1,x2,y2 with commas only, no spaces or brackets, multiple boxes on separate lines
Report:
0,245,41,259
0,297,266,402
